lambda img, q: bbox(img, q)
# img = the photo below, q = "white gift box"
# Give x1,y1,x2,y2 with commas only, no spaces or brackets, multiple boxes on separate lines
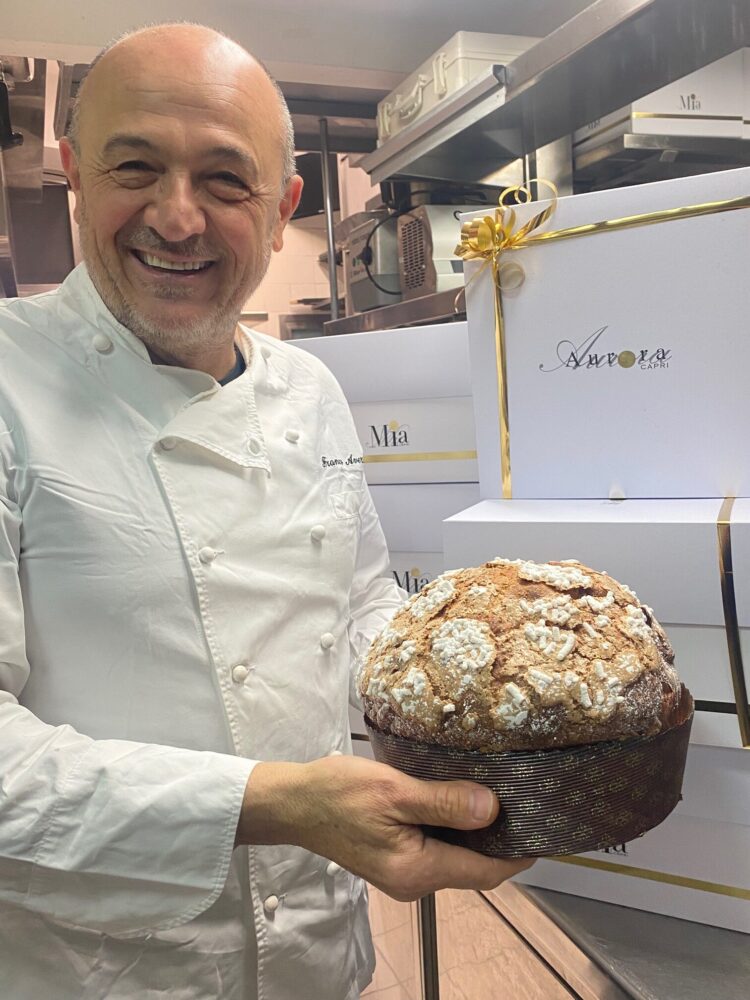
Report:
376,31,537,144
573,48,745,150
462,167,750,500
296,323,478,486
518,742,750,933
442,497,750,751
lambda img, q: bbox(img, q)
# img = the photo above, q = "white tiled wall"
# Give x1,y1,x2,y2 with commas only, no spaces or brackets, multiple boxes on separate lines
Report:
243,214,331,339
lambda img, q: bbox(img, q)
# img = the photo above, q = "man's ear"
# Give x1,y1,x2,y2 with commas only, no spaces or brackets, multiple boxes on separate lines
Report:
271,174,304,252
59,137,82,224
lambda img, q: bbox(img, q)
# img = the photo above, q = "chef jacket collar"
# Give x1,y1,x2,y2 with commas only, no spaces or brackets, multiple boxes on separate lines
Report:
57,264,274,473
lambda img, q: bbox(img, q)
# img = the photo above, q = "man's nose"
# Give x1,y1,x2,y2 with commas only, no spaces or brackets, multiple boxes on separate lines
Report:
143,175,207,243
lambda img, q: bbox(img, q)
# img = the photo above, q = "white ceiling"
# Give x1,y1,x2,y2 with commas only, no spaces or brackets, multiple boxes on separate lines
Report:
3,0,593,81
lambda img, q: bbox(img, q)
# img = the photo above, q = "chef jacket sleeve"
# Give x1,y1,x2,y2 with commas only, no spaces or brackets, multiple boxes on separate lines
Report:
346,482,407,708
0,447,255,937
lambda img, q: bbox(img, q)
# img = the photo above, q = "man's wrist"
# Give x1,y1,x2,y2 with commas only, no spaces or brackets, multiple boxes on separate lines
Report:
235,760,310,847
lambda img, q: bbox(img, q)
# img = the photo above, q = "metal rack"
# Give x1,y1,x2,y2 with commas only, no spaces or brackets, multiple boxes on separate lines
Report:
323,0,750,336
574,132,750,190
358,0,750,185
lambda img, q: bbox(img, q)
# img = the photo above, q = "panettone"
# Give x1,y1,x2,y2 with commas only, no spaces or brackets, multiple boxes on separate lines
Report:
359,558,682,752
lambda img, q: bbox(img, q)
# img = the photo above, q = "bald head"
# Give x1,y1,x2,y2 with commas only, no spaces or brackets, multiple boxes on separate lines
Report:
68,23,295,185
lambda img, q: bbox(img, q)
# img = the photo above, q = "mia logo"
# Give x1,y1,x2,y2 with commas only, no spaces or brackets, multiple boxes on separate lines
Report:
393,566,431,594
368,420,410,449
680,92,701,110
540,326,672,373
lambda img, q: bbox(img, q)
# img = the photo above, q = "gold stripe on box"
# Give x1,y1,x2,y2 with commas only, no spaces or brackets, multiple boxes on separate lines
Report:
632,111,743,122
363,450,477,464
717,496,750,748
553,856,750,900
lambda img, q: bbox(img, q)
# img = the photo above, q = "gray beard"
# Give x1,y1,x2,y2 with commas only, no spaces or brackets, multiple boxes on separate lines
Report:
77,206,273,358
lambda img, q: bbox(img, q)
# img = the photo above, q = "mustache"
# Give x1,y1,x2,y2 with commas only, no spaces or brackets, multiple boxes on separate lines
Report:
120,227,221,260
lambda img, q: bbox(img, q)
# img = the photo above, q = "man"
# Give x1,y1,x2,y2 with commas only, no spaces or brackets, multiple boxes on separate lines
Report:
0,23,531,1000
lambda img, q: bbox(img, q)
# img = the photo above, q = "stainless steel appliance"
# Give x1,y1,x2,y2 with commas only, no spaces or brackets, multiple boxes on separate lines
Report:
397,204,471,301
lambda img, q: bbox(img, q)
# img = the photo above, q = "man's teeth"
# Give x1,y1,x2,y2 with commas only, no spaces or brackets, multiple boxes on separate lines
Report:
139,252,211,271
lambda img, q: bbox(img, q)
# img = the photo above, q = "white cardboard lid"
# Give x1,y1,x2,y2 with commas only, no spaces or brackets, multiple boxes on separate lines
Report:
443,498,750,627
293,322,471,402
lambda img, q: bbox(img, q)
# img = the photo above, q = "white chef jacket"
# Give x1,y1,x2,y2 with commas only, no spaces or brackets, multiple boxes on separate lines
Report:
0,264,405,1000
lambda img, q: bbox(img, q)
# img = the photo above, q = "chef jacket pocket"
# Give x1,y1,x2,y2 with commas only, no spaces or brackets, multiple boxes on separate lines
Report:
323,466,364,520
328,488,363,520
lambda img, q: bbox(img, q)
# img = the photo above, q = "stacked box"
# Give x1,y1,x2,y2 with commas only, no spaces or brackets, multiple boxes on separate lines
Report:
573,49,745,153
449,166,750,930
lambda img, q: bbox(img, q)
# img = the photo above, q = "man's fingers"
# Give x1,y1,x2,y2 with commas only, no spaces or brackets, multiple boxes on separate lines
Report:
397,777,500,831
417,837,534,895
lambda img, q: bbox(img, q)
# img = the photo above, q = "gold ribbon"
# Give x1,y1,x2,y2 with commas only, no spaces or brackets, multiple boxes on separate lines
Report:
455,189,750,499
454,181,559,499
717,496,750,749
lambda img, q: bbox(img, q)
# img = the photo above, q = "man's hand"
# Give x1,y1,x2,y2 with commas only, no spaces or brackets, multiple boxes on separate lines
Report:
235,755,534,901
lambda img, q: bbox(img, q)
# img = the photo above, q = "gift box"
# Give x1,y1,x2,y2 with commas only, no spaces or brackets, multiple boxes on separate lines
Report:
573,49,745,151
517,741,750,933
296,322,477,485
442,497,750,751
459,167,750,500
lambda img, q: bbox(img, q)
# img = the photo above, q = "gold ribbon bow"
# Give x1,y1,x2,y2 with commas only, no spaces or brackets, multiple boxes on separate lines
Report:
454,181,559,499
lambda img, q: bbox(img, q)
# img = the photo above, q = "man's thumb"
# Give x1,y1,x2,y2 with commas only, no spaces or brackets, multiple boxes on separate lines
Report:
405,779,500,831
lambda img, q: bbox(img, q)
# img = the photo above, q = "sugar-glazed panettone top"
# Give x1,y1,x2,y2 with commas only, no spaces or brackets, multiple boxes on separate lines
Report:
359,559,681,751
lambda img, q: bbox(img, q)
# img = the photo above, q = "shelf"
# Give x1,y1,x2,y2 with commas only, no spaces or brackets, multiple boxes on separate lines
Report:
323,288,466,336
358,0,750,185
574,132,750,189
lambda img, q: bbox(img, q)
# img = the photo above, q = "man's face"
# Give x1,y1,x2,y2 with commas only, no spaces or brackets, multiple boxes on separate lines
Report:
61,44,301,356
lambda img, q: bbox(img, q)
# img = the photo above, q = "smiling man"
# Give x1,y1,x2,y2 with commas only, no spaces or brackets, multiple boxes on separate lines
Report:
61,26,299,378
0,23,531,1000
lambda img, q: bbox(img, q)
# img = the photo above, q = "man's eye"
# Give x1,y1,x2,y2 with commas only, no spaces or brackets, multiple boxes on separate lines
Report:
211,172,248,189
115,161,154,172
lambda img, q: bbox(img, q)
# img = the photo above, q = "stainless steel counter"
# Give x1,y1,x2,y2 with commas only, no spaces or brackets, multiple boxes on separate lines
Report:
486,882,750,1000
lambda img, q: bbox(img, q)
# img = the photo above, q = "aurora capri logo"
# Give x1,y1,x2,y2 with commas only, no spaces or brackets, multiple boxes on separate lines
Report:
540,326,672,373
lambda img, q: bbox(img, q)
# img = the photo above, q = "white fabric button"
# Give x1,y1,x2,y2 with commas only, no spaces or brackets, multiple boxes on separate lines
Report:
263,894,280,914
261,346,272,361
93,333,113,354
326,861,342,877
310,524,326,542
232,664,250,684
320,633,335,650
198,547,217,564
284,429,300,443
329,749,343,757
160,437,177,451
247,437,262,456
